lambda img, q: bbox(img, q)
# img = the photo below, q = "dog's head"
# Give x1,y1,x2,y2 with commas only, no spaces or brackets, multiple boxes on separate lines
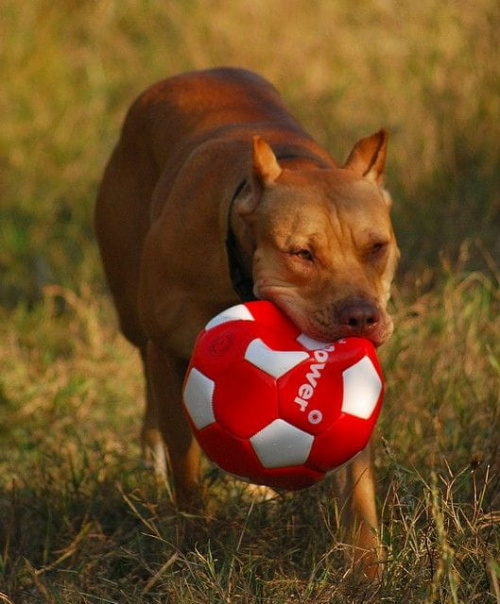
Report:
233,132,399,346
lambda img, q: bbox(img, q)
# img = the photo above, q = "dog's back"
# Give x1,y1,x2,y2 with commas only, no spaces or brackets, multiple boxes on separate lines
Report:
95,68,333,348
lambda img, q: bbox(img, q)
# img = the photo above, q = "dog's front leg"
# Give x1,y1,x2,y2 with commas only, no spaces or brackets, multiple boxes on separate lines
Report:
333,440,384,580
145,339,203,511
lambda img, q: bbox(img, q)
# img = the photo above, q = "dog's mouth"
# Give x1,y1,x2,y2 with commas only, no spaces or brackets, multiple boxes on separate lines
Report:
262,290,392,347
312,297,392,347
296,316,391,348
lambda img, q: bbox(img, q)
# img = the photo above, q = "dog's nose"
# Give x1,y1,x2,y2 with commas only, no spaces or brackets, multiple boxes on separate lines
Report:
336,298,380,335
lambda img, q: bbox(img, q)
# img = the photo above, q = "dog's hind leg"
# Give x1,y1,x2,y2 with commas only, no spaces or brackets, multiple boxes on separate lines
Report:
140,347,168,479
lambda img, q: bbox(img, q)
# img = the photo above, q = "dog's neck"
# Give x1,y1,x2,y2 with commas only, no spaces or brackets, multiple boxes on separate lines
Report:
226,179,257,302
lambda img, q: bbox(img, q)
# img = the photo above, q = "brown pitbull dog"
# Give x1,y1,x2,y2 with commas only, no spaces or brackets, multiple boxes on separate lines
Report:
95,67,399,579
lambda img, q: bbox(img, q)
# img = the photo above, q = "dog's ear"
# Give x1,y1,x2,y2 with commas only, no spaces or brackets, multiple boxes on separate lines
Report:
237,137,282,216
344,129,388,186
252,136,282,186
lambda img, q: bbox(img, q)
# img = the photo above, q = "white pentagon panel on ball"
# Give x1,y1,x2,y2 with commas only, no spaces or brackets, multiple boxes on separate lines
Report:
244,339,309,379
296,333,333,351
183,368,216,429
250,419,314,468
204,304,255,331
341,355,382,419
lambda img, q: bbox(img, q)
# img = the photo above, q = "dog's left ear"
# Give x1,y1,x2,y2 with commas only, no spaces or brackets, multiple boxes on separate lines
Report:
343,129,388,186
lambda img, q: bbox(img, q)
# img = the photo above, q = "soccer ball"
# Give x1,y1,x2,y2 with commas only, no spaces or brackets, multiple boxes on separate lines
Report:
182,301,384,491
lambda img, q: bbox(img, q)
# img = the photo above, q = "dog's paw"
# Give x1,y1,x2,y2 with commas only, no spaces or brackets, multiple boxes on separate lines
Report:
141,429,168,478
241,482,278,503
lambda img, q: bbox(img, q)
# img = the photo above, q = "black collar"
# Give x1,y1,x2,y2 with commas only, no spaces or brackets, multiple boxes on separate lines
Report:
225,179,257,302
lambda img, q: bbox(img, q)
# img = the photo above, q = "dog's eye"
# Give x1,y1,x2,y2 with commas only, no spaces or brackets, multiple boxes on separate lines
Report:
370,241,387,256
291,249,314,262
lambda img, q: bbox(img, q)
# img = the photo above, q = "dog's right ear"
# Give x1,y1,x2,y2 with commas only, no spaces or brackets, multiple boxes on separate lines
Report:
252,136,282,186
237,136,283,216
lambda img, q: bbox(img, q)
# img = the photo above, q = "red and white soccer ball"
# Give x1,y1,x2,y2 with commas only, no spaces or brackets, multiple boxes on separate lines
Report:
182,301,384,491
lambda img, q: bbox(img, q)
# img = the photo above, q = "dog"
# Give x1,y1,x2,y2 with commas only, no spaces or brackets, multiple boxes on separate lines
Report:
95,67,399,579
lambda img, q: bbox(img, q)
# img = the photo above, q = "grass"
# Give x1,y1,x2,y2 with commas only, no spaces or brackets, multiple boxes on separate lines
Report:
1,0,499,602
1,279,498,602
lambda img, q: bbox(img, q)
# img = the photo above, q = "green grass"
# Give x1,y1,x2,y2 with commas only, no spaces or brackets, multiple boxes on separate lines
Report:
1,0,499,602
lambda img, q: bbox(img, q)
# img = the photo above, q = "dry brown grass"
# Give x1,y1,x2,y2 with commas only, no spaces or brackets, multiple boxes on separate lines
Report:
1,1,499,601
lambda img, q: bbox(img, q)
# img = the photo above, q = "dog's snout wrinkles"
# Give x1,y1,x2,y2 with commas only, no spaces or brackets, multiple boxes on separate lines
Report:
337,298,380,335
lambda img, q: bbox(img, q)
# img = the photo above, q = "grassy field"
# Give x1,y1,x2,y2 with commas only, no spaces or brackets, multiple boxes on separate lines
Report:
1,0,499,602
